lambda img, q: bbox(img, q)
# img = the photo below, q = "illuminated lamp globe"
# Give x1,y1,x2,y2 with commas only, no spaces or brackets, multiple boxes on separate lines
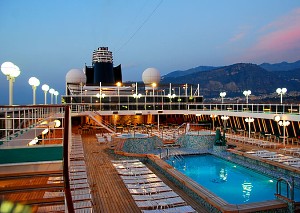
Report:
142,68,161,85
66,68,86,84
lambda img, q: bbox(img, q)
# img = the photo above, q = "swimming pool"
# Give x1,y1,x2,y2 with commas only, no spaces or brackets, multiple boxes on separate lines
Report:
166,154,300,204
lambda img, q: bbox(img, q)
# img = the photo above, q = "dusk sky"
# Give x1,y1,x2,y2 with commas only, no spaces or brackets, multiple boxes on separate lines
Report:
1,0,300,105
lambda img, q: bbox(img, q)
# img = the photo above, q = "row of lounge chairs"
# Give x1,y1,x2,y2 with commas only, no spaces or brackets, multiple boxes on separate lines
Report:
246,150,300,168
112,159,196,213
38,135,93,212
227,134,280,148
280,147,300,156
69,135,93,212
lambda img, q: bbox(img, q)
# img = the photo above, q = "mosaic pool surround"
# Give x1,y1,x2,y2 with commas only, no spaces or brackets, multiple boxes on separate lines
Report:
119,133,299,212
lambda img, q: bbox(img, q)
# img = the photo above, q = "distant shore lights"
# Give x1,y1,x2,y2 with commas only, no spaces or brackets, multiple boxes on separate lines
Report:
1,62,21,105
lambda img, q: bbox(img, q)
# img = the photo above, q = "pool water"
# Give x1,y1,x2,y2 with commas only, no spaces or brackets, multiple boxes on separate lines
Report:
166,154,300,204
117,133,148,138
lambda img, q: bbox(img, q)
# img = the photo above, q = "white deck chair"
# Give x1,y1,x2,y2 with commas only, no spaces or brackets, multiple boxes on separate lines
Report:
111,159,140,163
141,205,196,213
73,200,93,210
136,196,186,209
121,173,157,180
72,193,92,202
128,185,172,195
43,191,64,198
37,204,65,213
123,177,162,184
125,181,167,189
116,168,153,176
132,191,179,201
70,178,88,185
71,183,90,190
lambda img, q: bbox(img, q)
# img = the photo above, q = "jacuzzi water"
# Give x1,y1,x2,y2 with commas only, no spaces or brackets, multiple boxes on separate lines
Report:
166,154,300,204
117,133,148,138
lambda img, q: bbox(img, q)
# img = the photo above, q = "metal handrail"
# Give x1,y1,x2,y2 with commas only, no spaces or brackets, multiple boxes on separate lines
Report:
276,177,294,201
66,102,300,115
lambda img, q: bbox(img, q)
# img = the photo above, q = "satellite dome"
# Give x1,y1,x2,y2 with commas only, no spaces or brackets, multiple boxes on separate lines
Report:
142,68,161,85
66,69,86,84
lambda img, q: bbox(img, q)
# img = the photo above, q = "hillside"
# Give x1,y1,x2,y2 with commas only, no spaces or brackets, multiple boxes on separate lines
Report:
260,60,300,71
161,63,300,98
162,66,218,78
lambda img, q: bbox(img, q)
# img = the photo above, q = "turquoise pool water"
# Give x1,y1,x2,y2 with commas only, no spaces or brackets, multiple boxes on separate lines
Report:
166,154,300,204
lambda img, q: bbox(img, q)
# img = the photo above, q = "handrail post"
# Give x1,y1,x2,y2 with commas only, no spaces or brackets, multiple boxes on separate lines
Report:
63,106,74,213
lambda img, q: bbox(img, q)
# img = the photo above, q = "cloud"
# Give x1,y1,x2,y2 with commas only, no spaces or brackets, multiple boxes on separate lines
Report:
228,26,251,43
229,32,246,43
245,8,300,63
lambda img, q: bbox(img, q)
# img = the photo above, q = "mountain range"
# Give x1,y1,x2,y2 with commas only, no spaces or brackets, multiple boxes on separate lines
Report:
161,60,300,99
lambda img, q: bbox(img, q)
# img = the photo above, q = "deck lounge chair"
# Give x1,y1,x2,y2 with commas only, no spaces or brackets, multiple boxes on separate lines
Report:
111,159,141,163
72,193,92,202
128,186,172,195
73,200,93,210
141,205,196,213
37,204,65,213
121,173,157,180
123,177,162,184
116,168,153,176
125,181,167,189
135,196,186,210
132,191,179,201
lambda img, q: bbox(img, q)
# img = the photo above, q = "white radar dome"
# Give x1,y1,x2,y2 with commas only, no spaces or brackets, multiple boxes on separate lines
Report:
142,68,161,85
66,69,86,84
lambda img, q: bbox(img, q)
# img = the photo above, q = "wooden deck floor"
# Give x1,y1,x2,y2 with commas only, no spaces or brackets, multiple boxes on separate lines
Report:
81,134,209,213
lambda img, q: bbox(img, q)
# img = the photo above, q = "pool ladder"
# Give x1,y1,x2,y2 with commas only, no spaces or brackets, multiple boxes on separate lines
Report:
276,177,294,201
275,177,296,213
168,150,186,169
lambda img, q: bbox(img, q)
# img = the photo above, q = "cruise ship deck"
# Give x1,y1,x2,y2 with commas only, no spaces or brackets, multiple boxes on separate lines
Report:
0,100,300,212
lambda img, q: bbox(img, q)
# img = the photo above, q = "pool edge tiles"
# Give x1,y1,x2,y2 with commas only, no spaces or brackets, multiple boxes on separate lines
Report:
147,155,289,213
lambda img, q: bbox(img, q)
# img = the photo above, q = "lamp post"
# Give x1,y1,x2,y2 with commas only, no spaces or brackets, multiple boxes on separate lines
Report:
28,77,40,105
220,92,226,104
133,93,142,110
221,115,229,143
42,84,49,104
1,62,21,105
245,117,254,138
243,90,251,104
278,120,290,146
152,82,156,109
276,88,287,104
168,93,176,110
96,93,106,110
274,115,290,146
116,82,121,110
210,114,218,130
54,91,59,104
49,88,55,104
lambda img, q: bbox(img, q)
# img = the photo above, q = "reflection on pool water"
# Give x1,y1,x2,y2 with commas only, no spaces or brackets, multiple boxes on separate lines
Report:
117,133,148,138
166,154,300,204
